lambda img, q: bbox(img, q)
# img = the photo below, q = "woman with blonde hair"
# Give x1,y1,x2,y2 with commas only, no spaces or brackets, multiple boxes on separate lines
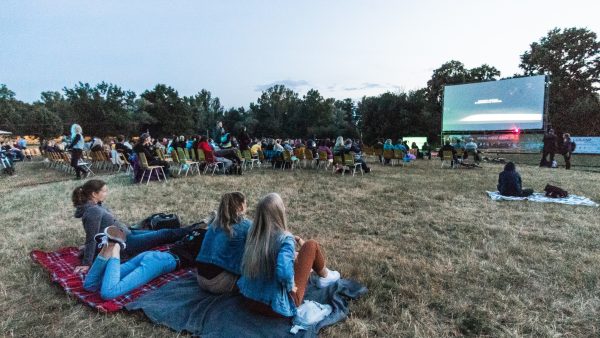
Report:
238,193,340,317
196,192,252,293
66,123,88,179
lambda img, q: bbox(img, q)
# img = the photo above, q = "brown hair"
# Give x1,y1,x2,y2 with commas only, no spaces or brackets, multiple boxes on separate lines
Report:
71,179,106,206
213,192,246,236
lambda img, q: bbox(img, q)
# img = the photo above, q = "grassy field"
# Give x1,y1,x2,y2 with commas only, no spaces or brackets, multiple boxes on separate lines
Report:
1,157,599,337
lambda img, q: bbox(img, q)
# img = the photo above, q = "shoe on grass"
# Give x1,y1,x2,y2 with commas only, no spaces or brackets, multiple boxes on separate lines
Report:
317,268,340,288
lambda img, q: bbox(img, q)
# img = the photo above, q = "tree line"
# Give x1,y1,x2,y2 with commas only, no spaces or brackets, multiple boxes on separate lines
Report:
1,27,598,144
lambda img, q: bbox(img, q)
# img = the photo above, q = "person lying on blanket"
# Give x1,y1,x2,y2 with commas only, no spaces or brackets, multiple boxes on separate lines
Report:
238,193,341,318
82,224,205,300
196,192,252,294
497,162,534,197
72,179,191,274
82,192,250,300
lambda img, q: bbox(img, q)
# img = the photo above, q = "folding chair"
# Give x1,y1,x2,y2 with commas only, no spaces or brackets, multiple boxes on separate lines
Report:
343,152,363,176
138,152,167,184
441,151,454,168
201,149,224,175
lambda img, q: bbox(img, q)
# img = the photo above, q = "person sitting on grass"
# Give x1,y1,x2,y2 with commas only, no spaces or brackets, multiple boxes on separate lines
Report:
72,179,191,275
195,192,252,294
238,193,341,318
497,162,533,197
82,218,210,300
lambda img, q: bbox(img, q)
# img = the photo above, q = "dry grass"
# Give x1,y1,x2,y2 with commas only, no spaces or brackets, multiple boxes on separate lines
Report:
1,157,599,337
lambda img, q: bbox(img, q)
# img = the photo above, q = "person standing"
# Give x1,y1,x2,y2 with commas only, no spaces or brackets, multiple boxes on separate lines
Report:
539,129,557,167
561,133,575,170
66,124,88,179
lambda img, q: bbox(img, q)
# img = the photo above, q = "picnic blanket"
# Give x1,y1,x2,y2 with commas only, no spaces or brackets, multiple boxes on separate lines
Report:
486,191,599,207
30,246,192,313
125,273,367,337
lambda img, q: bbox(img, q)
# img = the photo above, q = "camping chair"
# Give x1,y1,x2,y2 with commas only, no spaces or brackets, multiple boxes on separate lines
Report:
281,150,295,170
138,152,167,184
257,149,266,165
317,151,330,170
242,150,260,170
374,148,383,163
201,149,224,175
177,148,200,175
332,154,343,174
441,150,454,168
294,147,305,168
393,149,405,166
195,148,207,170
118,152,133,175
343,152,363,176
171,149,188,176
383,149,394,165
455,149,464,165
304,149,316,168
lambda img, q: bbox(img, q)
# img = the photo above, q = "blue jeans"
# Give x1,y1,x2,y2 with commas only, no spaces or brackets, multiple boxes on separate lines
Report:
83,251,177,299
124,228,189,257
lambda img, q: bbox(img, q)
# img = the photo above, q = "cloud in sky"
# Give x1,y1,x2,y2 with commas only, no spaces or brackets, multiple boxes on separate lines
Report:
255,80,311,92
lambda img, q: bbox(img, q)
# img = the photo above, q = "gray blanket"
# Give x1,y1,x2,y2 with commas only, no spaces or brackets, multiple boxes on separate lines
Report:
125,272,367,337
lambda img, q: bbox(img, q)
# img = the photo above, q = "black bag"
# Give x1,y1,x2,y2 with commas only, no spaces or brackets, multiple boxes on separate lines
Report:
140,213,181,230
570,141,576,152
544,184,568,198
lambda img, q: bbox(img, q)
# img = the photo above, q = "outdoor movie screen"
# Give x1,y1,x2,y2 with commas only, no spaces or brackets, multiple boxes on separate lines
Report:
442,75,546,132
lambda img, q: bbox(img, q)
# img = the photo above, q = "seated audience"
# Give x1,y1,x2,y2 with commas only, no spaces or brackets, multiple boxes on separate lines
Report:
198,136,233,173
133,133,170,175
439,141,456,166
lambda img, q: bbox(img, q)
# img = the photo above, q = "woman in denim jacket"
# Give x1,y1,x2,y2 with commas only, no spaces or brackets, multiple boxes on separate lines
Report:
196,192,252,293
237,193,340,317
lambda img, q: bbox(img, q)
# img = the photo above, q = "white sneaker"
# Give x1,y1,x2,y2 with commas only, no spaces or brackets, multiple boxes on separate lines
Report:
317,268,340,288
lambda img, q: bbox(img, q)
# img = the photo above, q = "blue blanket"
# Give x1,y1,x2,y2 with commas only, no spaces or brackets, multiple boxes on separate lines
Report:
125,272,367,337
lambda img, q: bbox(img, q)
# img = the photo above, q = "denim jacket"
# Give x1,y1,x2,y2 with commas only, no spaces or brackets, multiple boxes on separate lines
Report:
237,232,297,317
196,218,252,275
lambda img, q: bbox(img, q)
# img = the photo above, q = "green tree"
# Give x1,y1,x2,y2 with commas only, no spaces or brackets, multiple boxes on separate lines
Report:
249,85,300,137
184,89,224,136
63,82,139,136
141,84,192,137
520,27,600,134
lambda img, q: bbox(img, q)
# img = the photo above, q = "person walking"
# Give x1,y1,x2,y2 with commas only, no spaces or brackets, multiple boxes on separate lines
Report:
66,124,88,179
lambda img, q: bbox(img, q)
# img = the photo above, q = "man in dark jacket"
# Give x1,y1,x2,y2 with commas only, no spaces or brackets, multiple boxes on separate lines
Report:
540,129,557,167
439,141,456,166
498,162,533,197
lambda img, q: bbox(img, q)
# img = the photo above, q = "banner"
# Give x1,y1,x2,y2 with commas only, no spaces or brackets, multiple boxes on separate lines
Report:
443,133,543,153
571,137,600,154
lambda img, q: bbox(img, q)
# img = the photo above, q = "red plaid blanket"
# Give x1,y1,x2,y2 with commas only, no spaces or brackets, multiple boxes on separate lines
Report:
30,246,193,313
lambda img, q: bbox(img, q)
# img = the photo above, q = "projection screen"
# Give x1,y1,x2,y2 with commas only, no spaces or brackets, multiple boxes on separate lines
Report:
442,75,546,132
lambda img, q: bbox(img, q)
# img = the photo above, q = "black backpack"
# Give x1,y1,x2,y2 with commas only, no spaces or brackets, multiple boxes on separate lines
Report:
570,141,576,152
544,184,568,198
140,213,181,230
